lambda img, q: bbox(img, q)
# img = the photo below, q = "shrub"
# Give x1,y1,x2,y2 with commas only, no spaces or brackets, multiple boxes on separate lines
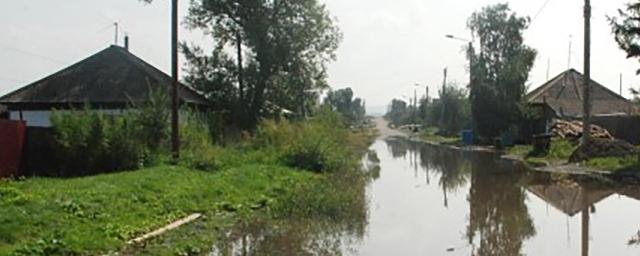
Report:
50,109,144,176
255,110,352,173
178,109,219,171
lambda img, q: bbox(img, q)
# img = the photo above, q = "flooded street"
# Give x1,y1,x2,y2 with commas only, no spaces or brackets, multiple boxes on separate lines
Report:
213,136,640,256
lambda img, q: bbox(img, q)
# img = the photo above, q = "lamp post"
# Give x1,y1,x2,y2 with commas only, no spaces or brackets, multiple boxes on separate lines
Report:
446,34,475,142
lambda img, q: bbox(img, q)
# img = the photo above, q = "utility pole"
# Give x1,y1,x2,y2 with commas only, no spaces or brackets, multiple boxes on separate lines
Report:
114,22,119,45
468,41,475,142
414,88,417,124
582,0,592,145
237,31,244,101
620,73,623,96
441,68,447,128
171,0,180,160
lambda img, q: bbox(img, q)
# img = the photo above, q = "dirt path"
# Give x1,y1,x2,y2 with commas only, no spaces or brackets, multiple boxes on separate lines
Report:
374,117,406,139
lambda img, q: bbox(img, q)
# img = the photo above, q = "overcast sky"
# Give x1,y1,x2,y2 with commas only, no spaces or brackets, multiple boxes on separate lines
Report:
1,0,639,114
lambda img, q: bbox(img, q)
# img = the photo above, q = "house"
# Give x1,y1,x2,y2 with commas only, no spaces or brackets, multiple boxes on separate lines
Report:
524,69,639,142
527,69,637,119
0,44,209,127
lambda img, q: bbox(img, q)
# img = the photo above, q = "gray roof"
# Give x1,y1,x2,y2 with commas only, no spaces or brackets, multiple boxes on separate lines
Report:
0,45,210,110
528,184,614,216
527,69,637,118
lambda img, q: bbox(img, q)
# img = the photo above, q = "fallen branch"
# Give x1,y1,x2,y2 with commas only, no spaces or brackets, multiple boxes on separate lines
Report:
127,213,202,244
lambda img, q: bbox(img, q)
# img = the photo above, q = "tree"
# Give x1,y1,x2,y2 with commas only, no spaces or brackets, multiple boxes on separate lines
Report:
610,2,640,75
184,0,342,128
424,83,470,136
467,4,537,143
385,99,410,127
323,88,366,125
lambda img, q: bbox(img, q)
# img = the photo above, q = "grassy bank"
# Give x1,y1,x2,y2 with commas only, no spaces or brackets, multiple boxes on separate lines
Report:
508,139,640,173
418,127,460,145
0,112,377,255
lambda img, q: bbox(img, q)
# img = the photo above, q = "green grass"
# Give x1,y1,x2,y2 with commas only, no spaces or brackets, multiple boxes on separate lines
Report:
419,127,461,145
0,161,365,255
0,115,376,255
586,156,640,173
507,139,577,167
508,139,640,173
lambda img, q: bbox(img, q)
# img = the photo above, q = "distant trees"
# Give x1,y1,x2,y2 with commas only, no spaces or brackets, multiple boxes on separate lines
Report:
183,0,342,129
384,84,470,135
467,4,537,143
385,99,410,127
323,88,366,125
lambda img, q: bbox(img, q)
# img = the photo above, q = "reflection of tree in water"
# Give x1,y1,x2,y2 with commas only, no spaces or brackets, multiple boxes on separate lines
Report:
212,169,369,255
212,216,366,256
466,156,536,256
385,138,472,203
419,146,471,194
385,138,411,159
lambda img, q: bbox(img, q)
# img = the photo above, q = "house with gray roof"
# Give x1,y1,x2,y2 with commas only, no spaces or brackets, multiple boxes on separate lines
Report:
0,45,209,127
527,69,637,118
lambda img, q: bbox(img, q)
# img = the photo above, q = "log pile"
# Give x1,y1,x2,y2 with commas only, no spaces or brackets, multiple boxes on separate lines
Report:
551,120,614,141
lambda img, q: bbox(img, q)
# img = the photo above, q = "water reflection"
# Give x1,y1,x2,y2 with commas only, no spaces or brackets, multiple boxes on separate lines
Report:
209,137,640,255
384,137,640,256
210,218,365,256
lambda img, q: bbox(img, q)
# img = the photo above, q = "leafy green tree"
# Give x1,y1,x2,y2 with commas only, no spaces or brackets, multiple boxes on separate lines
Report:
323,88,366,125
610,2,640,75
467,4,537,142
424,84,470,136
184,0,342,128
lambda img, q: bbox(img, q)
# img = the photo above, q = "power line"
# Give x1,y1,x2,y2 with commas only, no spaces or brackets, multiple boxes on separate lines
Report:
531,0,553,24
0,44,66,65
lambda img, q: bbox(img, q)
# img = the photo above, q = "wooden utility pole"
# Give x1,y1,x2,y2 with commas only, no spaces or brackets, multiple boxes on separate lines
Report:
171,0,180,160
236,31,244,101
114,22,119,45
441,68,447,128
582,0,592,145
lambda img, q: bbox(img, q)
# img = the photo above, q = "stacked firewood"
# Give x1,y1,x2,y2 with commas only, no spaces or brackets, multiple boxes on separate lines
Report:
551,120,614,141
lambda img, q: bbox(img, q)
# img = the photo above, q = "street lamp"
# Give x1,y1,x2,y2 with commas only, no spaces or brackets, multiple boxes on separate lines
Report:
446,34,475,142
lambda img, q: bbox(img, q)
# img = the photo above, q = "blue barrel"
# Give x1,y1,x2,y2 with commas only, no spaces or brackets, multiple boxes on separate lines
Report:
462,130,473,145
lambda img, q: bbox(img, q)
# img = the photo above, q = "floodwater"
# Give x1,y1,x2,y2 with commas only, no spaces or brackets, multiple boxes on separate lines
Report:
212,137,640,256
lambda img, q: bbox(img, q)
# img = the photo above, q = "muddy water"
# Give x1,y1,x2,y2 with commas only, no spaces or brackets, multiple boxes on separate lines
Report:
212,137,640,256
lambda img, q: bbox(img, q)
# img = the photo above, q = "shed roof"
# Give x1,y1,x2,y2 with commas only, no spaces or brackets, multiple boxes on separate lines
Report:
0,45,209,110
527,69,637,118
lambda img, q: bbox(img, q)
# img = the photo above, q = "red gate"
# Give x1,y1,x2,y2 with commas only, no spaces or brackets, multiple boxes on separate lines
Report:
0,120,26,178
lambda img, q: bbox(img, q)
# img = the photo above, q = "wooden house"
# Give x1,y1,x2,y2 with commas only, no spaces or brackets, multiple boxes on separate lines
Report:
0,45,209,127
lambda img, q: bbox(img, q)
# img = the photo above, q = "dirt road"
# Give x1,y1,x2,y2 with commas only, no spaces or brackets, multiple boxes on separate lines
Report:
374,117,406,139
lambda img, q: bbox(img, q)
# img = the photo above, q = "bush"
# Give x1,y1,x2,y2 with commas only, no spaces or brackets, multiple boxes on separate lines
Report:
255,110,352,173
179,109,219,171
50,109,144,176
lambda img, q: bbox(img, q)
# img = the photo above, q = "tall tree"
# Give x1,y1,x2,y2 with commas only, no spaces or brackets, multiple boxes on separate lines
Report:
611,2,640,75
467,4,537,142
185,0,342,128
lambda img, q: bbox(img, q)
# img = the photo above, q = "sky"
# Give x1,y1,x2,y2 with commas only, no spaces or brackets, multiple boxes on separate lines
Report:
1,0,639,115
